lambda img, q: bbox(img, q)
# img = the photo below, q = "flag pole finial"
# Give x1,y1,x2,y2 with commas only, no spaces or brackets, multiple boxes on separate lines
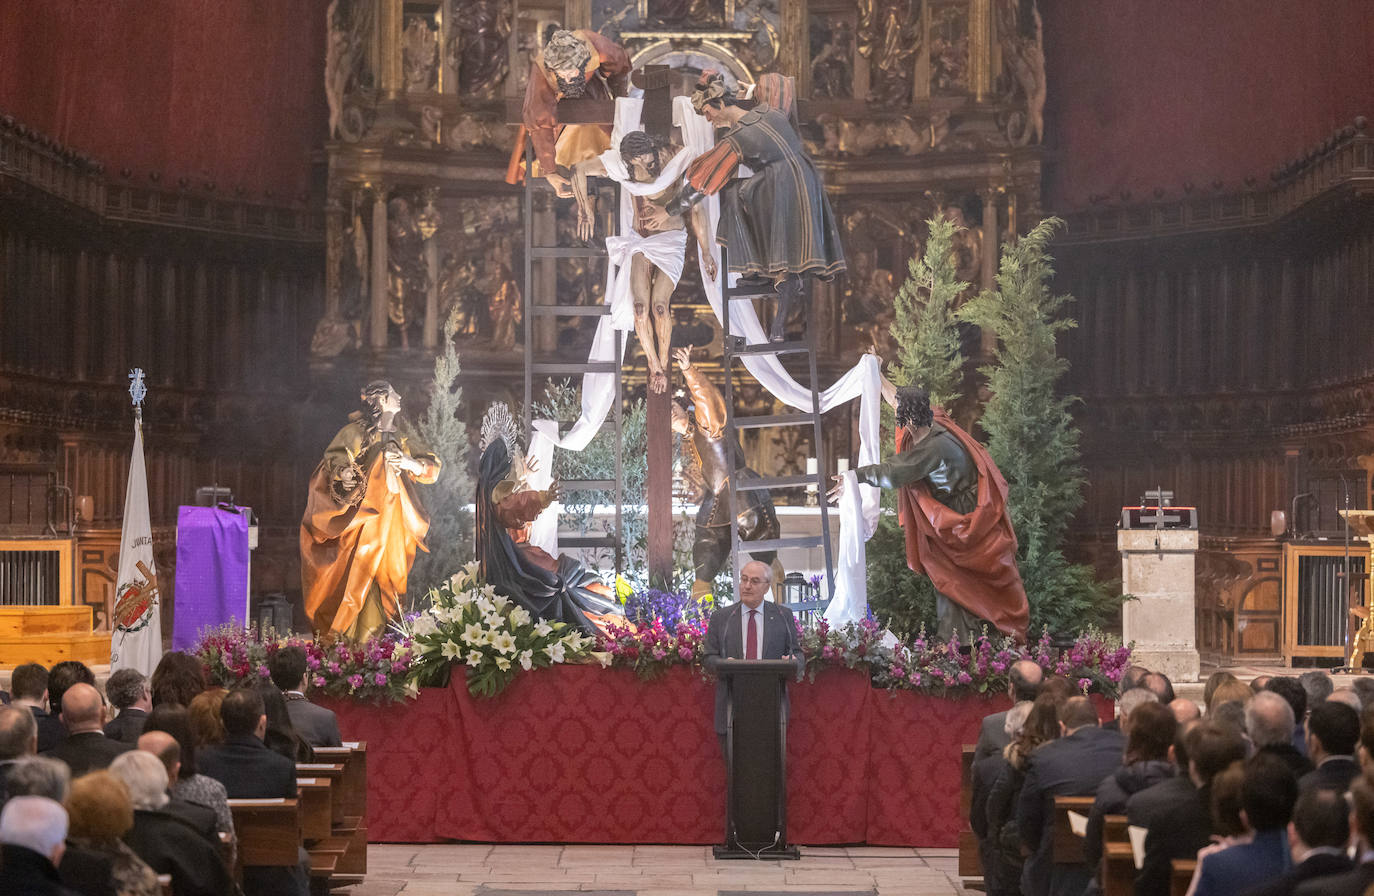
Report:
128,368,146,425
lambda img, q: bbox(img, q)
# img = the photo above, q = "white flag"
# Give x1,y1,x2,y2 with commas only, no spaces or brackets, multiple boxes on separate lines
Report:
111,421,163,675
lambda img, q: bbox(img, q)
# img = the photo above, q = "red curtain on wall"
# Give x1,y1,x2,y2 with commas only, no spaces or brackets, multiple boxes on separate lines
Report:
1042,0,1374,210
0,0,328,200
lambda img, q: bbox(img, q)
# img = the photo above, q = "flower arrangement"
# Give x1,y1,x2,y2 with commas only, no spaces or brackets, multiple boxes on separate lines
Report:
796,615,893,679
874,626,1131,698
597,587,713,680
398,561,594,698
192,624,416,703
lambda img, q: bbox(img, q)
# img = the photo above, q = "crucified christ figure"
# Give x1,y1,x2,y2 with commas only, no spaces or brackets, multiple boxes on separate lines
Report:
572,130,716,393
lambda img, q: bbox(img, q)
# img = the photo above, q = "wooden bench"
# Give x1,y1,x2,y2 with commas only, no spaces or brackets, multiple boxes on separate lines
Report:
958,744,983,881
1052,795,1096,865
227,797,302,883
1099,814,1133,896
1170,859,1197,896
296,777,333,842
311,742,368,878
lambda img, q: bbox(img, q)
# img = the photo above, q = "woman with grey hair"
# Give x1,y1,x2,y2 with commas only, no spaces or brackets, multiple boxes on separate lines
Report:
4,756,72,803
110,751,233,896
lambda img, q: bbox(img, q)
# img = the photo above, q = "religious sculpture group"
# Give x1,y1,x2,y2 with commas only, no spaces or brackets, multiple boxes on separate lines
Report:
302,26,1033,645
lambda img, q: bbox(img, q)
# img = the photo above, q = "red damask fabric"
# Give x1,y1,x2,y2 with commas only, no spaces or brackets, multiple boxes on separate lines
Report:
329,667,1096,846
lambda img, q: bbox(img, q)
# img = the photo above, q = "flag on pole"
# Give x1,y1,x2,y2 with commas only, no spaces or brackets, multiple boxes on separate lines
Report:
112,369,162,675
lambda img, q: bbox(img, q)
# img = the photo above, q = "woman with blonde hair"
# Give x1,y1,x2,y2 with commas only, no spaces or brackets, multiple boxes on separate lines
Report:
66,771,160,896
187,689,227,748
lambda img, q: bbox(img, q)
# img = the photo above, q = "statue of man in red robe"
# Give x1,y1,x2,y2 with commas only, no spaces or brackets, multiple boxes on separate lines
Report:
832,383,1029,642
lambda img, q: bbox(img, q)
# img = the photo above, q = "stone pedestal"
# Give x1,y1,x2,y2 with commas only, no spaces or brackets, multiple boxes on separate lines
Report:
1119,528,1201,683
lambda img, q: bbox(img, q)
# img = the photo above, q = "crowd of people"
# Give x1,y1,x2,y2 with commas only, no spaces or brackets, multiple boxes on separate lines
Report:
969,662,1374,896
0,647,343,896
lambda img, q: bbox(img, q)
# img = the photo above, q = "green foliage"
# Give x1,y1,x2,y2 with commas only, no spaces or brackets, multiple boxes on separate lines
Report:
409,310,475,601
889,215,967,409
955,217,1120,635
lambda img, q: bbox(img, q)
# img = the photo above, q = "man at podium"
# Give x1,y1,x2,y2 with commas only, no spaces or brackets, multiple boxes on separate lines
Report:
703,561,805,744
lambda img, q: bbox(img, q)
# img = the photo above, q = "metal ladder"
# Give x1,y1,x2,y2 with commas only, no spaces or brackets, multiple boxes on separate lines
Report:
521,141,623,573
720,247,835,598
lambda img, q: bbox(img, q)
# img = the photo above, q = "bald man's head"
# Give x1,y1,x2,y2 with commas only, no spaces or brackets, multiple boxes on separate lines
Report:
137,730,181,785
59,683,103,733
1170,697,1201,724
1009,660,1044,702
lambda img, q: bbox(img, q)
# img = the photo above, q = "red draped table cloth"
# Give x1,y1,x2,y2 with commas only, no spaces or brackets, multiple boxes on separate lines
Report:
323,665,1009,846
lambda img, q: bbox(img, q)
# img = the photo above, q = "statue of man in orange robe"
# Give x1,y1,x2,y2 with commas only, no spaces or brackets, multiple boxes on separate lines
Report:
301,381,441,639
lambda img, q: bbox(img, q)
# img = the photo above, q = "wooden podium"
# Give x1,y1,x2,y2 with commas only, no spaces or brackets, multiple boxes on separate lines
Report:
716,658,801,859
1338,510,1374,668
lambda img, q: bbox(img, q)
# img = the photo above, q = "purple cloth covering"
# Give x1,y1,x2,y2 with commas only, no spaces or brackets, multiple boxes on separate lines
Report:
173,505,250,649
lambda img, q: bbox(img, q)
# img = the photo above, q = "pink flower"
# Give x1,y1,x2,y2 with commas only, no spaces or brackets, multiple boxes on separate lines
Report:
373,672,388,686
678,647,693,660
348,674,364,688
313,675,326,688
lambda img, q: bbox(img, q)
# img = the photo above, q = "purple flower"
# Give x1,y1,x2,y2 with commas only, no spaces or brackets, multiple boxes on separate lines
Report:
373,672,388,686
348,674,364,688
257,666,270,678
313,675,326,688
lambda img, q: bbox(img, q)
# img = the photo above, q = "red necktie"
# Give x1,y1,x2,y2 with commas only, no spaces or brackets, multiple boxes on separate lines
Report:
745,609,758,660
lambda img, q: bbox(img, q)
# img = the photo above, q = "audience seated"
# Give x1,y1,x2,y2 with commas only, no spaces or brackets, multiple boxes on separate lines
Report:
186,690,227,749
1300,701,1360,795
1017,695,1124,896
1210,700,1247,736
269,645,344,748
1130,720,1246,896
149,652,208,709
7,756,72,804
1109,687,1159,735
0,703,38,802
65,771,160,896
1291,773,1374,895
1350,677,1374,711
1171,697,1202,723
1243,787,1353,896
1121,665,1151,694
252,679,314,763
0,795,79,895
109,750,233,896
140,704,235,863
135,731,218,845
1191,752,1298,895
986,692,1065,896
1326,687,1361,714
102,670,151,746
12,663,58,750
43,683,133,776
43,662,96,754
1267,677,1310,756
1085,700,1176,871
1252,674,1274,693
1207,679,1253,714
197,687,308,896
1300,671,1334,711
1249,690,1316,778
972,700,1032,895
1203,672,1239,712
1141,672,1175,705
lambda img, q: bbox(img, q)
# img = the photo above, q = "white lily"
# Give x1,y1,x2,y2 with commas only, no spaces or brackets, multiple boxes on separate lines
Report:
518,650,534,671
490,631,517,655
441,640,463,660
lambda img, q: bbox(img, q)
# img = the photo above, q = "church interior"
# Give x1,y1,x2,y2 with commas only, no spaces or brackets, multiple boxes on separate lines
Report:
3,1,1374,894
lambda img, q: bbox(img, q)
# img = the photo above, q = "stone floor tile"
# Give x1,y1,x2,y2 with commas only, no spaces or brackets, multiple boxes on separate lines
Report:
396,884,479,895
913,849,957,858
842,847,920,858
851,856,928,869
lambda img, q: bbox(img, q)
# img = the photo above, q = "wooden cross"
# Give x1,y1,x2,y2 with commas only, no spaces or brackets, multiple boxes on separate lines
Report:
633,63,676,588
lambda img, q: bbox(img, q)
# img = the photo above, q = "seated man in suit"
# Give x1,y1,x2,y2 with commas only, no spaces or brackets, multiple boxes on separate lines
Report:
1016,695,1124,896
1192,752,1297,894
10,664,54,752
975,659,1043,761
1300,701,1360,795
1243,786,1353,896
268,646,343,747
1131,720,1247,896
0,704,37,802
41,663,95,755
136,731,217,845
1249,691,1315,779
197,687,306,896
1293,774,1374,895
102,669,150,746
109,750,233,896
702,560,805,748
43,683,131,776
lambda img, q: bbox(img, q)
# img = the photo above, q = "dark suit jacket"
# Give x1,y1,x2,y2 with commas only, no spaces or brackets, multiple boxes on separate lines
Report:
1016,724,1125,896
56,842,116,896
42,730,132,776
1299,756,1360,795
1293,860,1374,896
1259,742,1316,779
124,809,234,896
103,707,147,745
284,695,343,747
1131,779,1213,896
0,844,81,896
1193,827,1291,895
975,710,1011,762
164,796,219,844
31,707,66,754
1242,851,1354,896
198,734,296,799
703,601,803,735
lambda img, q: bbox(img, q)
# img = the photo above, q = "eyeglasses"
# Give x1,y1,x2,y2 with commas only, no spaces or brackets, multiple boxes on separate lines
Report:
740,576,770,586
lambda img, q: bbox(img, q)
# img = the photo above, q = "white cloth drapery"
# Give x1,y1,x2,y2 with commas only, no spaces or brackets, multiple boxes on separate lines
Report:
525,95,882,625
